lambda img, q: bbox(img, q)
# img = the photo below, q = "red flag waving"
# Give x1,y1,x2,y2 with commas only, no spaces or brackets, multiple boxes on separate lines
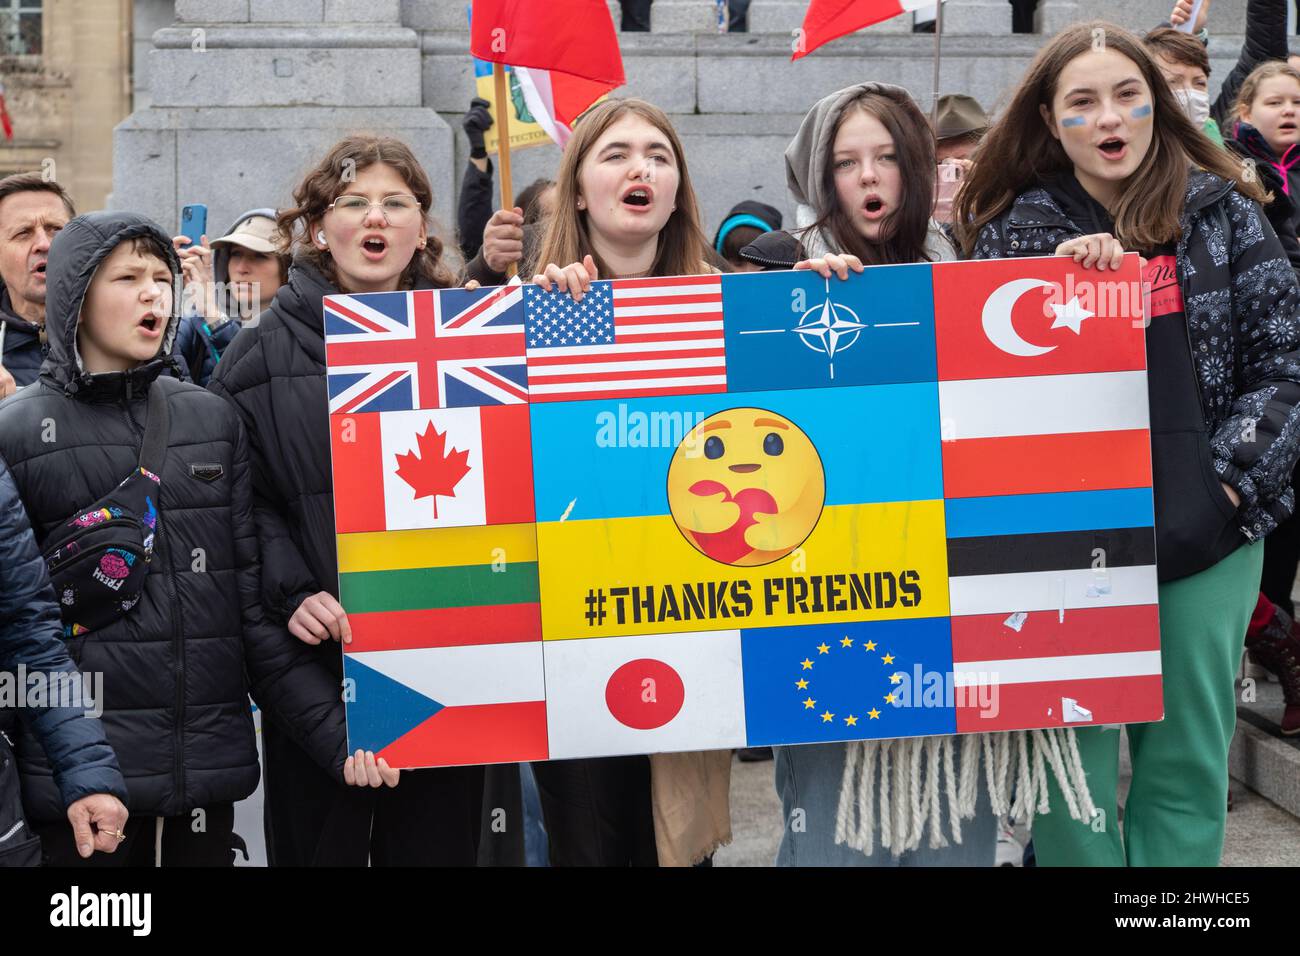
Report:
0,82,13,141
470,0,624,138
794,0,947,59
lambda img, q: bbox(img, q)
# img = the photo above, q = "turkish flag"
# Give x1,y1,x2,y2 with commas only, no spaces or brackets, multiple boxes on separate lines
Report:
933,254,1148,382
470,0,625,87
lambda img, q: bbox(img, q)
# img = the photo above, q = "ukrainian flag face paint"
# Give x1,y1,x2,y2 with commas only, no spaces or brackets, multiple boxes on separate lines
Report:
1046,48,1154,202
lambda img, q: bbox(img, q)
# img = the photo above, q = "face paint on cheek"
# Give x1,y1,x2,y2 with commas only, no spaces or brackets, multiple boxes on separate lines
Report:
1061,115,1087,128
1131,104,1153,119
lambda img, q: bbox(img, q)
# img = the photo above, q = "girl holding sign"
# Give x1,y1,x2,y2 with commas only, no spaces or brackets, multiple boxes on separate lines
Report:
211,135,487,866
955,22,1300,866
529,98,733,867
739,82,1005,867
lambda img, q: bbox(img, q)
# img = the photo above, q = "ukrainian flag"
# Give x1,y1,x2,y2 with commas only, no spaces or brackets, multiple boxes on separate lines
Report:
530,383,951,639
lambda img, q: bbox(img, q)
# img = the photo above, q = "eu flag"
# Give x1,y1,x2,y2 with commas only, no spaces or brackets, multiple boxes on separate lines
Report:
741,619,957,745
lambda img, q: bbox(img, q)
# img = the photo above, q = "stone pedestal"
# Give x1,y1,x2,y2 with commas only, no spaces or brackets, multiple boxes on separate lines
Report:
112,1,452,235
1038,0,1081,34
941,0,1014,35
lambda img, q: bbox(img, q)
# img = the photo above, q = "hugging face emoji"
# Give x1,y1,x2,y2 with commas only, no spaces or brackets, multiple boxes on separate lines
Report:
667,408,825,566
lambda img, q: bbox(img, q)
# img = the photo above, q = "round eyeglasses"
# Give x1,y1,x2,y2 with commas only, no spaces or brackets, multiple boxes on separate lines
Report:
326,195,422,226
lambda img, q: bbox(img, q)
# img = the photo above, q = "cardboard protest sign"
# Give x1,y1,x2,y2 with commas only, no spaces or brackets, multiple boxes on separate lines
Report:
326,255,1161,768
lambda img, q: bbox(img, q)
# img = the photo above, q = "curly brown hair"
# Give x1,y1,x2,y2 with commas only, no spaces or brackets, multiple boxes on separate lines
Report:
277,135,457,291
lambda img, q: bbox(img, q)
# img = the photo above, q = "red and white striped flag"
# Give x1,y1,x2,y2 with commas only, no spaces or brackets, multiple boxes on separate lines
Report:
523,275,726,401
794,0,949,59
470,0,625,147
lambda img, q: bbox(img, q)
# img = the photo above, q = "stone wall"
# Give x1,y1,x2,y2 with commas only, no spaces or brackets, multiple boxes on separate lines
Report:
113,0,1272,243
417,0,1265,239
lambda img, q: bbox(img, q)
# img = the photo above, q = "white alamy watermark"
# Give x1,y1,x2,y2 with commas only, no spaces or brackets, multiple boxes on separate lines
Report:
50,887,151,936
0,665,103,718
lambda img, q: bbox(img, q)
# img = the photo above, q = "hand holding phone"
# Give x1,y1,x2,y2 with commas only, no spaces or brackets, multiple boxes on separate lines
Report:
180,204,208,245
934,162,965,224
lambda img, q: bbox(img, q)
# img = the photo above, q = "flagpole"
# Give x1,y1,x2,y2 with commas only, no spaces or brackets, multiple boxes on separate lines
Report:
492,62,518,279
930,1,944,125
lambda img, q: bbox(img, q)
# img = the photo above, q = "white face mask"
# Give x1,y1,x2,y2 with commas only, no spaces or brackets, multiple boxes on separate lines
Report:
1172,88,1211,129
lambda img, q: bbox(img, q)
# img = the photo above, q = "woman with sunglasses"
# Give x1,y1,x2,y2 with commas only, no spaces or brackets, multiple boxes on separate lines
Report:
211,135,486,867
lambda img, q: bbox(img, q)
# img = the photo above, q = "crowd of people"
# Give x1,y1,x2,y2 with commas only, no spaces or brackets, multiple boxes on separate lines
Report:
3,0,1300,868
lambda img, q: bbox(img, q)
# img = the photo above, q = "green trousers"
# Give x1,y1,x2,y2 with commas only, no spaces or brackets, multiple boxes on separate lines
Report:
1033,540,1263,867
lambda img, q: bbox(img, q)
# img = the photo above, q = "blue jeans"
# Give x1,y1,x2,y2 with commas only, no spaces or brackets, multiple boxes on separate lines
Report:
774,740,997,866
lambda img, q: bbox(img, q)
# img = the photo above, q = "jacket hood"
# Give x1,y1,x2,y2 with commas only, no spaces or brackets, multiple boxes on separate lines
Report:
785,82,918,229
42,211,183,397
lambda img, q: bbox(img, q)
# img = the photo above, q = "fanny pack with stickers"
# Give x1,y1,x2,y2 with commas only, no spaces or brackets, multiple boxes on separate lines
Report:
41,385,168,637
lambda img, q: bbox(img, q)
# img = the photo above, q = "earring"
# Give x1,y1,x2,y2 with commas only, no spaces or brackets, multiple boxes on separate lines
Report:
418,239,426,249
577,198,586,209
316,230,327,247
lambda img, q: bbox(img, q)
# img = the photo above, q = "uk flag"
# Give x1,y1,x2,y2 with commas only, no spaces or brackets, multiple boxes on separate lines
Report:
325,283,529,412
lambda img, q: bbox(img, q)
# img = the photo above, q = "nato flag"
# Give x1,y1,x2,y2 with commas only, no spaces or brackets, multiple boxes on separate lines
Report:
742,618,957,746
721,266,938,392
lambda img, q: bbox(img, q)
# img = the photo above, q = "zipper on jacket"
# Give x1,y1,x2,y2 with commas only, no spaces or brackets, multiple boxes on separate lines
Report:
123,392,186,814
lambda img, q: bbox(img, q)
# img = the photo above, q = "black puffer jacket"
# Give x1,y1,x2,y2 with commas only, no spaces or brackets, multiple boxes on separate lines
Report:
0,282,45,388
208,262,347,645
1226,123,1300,275
0,212,346,822
0,456,127,810
973,171,1300,550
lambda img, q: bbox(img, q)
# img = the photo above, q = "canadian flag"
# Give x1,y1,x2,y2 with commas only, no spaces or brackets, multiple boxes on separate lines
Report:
330,405,535,533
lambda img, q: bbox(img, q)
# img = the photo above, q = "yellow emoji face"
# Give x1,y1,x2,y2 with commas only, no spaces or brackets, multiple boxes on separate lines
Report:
666,408,825,566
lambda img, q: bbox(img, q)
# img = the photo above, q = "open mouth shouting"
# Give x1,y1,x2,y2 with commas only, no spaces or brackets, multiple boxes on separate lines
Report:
862,193,888,221
1097,136,1128,162
137,310,164,339
621,184,655,212
359,233,388,261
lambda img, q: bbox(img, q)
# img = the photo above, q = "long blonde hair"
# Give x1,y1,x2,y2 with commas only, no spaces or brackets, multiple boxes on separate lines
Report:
533,99,712,278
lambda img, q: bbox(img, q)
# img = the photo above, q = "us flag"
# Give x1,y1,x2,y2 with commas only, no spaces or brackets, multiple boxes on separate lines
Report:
523,275,726,402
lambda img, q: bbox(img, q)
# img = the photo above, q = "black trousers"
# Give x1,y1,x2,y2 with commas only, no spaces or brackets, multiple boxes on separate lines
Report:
530,755,658,866
621,0,652,31
36,803,236,867
261,716,485,866
1261,472,1300,616
1010,0,1038,33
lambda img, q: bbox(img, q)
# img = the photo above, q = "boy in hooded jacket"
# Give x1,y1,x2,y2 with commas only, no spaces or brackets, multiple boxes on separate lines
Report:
0,211,383,866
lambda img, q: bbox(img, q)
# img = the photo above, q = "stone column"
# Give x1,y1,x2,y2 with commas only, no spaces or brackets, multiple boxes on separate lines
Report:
112,0,453,235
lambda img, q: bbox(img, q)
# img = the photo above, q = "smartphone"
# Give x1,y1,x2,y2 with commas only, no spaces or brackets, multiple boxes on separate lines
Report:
180,203,208,244
933,163,964,224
